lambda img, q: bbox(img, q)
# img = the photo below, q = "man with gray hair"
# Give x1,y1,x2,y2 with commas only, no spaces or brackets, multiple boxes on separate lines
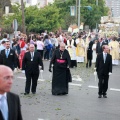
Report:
22,44,44,95
49,43,71,95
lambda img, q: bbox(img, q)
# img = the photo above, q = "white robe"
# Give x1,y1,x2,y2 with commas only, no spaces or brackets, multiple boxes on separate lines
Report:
92,43,97,63
67,40,76,60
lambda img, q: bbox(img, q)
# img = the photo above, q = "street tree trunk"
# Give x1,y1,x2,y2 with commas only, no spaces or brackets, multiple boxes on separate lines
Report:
21,0,26,34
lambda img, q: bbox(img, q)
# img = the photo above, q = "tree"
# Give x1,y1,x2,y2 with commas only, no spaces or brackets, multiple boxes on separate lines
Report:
25,4,63,32
0,0,12,32
54,0,77,29
80,0,109,29
0,0,11,16
53,0,109,30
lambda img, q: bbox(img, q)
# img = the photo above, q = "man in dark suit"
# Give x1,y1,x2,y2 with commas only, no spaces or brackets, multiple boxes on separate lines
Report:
22,44,44,95
86,36,93,68
96,45,112,98
0,54,3,64
1,41,17,71
96,38,106,55
0,65,23,120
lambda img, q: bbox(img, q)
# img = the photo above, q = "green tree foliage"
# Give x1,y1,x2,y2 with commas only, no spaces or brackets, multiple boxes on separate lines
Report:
25,5,63,32
54,0,109,29
1,3,63,33
80,0,109,29
54,0,77,29
0,0,11,15
1,0,108,33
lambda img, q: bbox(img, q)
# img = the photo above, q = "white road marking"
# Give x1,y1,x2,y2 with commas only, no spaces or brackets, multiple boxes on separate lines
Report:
72,78,82,81
38,79,45,82
88,85,98,89
69,83,82,86
88,86,120,92
72,75,83,82
17,77,26,79
17,77,45,81
38,119,44,120
110,88,120,92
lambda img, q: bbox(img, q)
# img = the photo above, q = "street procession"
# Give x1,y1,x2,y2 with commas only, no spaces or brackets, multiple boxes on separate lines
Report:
0,0,120,120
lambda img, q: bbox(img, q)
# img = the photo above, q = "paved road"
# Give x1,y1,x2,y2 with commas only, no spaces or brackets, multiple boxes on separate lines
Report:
11,61,120,120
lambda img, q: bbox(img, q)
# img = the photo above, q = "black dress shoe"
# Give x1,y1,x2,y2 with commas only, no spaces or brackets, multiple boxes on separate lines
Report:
103,95,107,98
24,92,29,95
98,95,102,98
32,92,36,94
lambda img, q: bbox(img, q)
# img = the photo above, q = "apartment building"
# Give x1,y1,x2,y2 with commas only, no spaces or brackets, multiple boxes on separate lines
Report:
11,0,54,7
105,0,120,17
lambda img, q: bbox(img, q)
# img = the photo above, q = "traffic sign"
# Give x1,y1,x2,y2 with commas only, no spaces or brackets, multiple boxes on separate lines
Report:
13,19,18,31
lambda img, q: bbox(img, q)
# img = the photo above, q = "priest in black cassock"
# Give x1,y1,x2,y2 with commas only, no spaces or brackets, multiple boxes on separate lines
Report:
49,43,71,95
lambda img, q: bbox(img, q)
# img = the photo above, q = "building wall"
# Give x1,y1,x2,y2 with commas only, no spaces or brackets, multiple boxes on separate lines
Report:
105,0,120,17
37,0,47,7
11,0,53,7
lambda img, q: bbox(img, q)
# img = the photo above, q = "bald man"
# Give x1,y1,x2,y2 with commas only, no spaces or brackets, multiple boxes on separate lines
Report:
49,43,71,95
0,65,23,120
22,44,44,95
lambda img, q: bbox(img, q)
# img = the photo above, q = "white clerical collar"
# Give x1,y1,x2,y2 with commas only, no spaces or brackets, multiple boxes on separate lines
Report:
0,92,7,99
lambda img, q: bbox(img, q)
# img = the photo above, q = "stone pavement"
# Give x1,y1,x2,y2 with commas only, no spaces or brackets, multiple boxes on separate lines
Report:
11,61,120,120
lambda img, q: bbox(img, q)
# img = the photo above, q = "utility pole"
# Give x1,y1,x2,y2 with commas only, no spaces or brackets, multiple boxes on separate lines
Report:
96,0,98,6
78,0,81,29
76,0,77,19
21,0,26,34
96,0,98,33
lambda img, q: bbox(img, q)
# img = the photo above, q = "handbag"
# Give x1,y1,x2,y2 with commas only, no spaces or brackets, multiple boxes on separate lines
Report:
47,44,53,50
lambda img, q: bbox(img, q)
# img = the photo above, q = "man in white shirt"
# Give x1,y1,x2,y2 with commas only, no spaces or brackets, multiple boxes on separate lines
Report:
96,45,112,98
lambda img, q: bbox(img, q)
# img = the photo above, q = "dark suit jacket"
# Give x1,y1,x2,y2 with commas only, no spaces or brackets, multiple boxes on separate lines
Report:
0,92,23,120
0,54,3,64
96,41,106,54
22,51,44,74
1,49,17,70
96,53,112,76
87,41,93,60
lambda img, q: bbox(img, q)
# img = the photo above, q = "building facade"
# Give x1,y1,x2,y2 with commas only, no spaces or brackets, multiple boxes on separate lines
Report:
105,0,120,17
11,0,54,7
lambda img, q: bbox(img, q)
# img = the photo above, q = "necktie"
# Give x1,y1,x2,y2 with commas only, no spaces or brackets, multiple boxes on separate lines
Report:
6,50,9,58
104,53,107,63
31,52,34,60
0,96,8,120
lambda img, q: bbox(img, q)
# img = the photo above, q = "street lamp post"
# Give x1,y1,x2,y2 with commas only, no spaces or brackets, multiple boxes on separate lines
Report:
78,0,81,29
96,0,98,33
21,0,26,34
96,0,98,6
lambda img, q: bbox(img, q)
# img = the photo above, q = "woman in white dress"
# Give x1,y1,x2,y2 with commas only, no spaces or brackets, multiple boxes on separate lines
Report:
92,40,98,63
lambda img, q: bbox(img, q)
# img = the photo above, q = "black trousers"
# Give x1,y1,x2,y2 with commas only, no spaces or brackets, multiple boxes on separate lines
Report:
16,57,20,69
25,72,39,93
86,59,92,68
37,50,43,59
98,74,109,95
44,49,50,60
